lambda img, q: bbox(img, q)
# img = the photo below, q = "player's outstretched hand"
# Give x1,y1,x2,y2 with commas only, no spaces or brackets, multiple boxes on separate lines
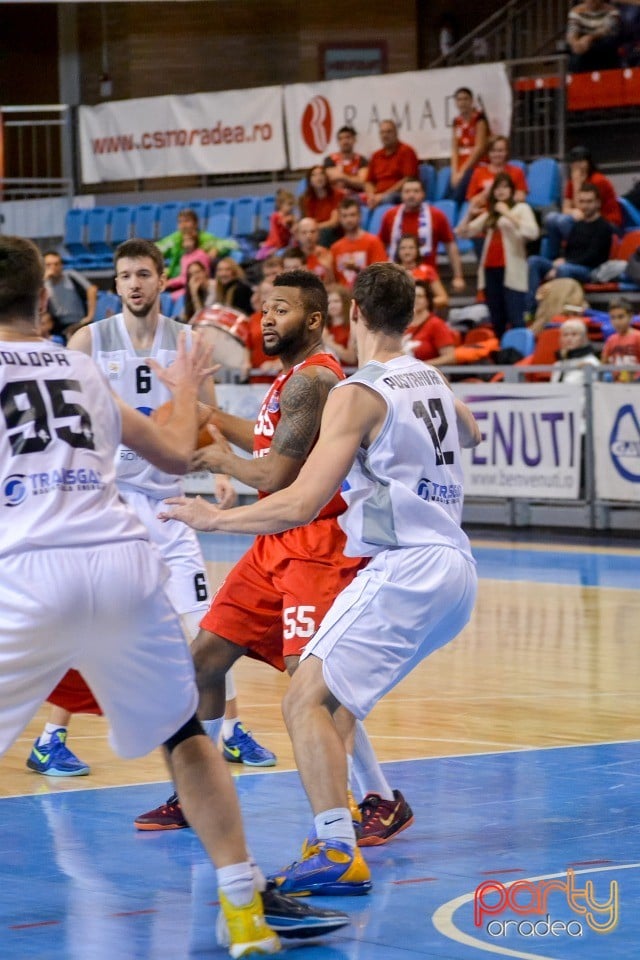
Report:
147,330,219,394
158,495,222,531
190,424,233,473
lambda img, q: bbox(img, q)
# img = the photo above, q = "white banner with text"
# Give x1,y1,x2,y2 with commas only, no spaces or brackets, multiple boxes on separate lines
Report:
593,383,640,502
452,383,583,500
284,63,512,169
79,87,286,184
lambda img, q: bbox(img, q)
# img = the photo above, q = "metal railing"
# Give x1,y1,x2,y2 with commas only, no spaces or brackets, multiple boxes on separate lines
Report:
430,0,568,68
0,105,72,200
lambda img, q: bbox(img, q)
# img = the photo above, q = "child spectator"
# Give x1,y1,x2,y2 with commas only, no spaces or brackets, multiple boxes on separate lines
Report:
395,233,449,314
401,280,457,367
165,225,213,300
602,296,640,378
323,284,357,367
257,189,297,259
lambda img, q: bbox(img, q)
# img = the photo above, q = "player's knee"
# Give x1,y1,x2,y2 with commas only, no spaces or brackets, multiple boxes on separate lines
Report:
163,714,205,755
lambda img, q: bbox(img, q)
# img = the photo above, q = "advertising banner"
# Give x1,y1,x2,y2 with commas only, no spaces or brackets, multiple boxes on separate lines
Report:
452,383,583,500
593,382,640,502
79,87,286,184
283,63,512,169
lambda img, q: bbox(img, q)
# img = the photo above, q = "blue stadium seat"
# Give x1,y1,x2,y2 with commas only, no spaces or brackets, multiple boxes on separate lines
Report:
433,199,457,229
170,293,185,318
232,196,260,237
159,291,174,317
419,163,437,202
434,165,452,202
85,207,113,264
500,327,535,358
526,158,562,208
132,203,159,240
186,200,210,225
158,202,182,239
618,197,640,231
365,203,394,236
207,213,232,239
62,209,89,260
110,205,134,248
208,198,235,219
453,201,474,256
258,195,277,232
94,290,121,322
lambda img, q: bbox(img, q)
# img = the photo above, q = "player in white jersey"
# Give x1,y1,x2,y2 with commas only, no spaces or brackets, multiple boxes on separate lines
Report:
0,235,350,953
160,262,481,896
28,239,274,788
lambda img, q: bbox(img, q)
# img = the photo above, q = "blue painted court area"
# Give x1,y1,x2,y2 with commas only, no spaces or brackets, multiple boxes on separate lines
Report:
200,532,640,589
2,743,639,960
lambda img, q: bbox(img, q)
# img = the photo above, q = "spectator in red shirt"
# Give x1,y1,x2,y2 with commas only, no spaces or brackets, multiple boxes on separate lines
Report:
295,218,335,284
379,177,466,292
463,136,528,220
364,119,419,209
395,233,449,314
545,145,622,258
330,198,388,288
299,165,345,246
324,284,357,367
257,188,297,259
449,86,490,205
602,296,640,378
402,279,456,366
323,125,369,196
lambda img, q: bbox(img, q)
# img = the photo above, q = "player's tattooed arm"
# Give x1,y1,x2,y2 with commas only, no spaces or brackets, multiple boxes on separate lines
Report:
272,368,336,461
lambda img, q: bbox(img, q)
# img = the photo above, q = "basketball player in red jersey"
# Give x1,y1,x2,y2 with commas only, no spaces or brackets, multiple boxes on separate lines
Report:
136,270,414,847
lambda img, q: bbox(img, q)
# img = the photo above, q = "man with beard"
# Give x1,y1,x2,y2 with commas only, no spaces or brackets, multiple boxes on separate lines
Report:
136,270,414,855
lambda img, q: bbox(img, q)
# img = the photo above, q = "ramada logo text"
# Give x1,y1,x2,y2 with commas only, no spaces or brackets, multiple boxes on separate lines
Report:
301,96,332,153
474,869,619,939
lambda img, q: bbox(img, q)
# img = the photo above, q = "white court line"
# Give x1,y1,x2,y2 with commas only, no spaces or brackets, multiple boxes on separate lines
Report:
432,862,640,960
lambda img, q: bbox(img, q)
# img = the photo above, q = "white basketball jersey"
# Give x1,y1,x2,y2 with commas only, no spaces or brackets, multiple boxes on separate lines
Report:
0,340,147,557
335,355,473,559
91,314,186,498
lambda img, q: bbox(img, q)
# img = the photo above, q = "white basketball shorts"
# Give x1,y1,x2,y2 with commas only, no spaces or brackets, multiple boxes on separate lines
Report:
300,543,478,719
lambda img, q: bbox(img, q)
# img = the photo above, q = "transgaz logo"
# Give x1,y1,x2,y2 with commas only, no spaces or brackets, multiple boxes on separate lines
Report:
3,474,27,507
609,403,640,483
301,96,332,153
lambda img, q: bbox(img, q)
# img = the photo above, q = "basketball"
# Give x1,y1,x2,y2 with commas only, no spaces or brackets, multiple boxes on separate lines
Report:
152,399,217,449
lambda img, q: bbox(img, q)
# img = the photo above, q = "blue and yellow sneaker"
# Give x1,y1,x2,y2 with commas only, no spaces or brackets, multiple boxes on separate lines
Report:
222,723,276,768
26,729,90,777
270,839,371,897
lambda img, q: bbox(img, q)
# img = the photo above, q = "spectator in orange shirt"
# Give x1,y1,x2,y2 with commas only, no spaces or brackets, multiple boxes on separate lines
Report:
323,284,357,367
257,189,297,259
364,119,419,209
463,136,528,220
379,177,465,292
402,279,456,366
299,165,345,246
449,87,490,205
330,198,388,288
545,145,622,258
395,233,449,314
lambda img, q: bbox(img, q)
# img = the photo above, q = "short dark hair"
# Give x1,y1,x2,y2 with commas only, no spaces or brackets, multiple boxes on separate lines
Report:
43,249,62,261
337,125,357,137
578,182,601,203
338,197,361,212
609,296,634,315
454,87,473,98
114,238,165,275
0,235,44,322
177,208,199,226
352,263,415,335
282,246,305,263
273,269,328,323
402,177,424,191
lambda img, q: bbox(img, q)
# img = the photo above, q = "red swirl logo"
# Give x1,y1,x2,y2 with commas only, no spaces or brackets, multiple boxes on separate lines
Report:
301,96,332,153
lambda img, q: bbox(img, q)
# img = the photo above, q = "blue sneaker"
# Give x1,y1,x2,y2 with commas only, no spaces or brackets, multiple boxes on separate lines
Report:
26,729,90,777
222,722,276,767
270,839,371,896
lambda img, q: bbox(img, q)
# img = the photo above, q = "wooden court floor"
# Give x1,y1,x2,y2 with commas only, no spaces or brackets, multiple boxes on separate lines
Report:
1,534,639,959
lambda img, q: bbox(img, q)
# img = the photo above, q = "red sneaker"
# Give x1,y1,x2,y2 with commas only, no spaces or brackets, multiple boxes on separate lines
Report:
357,789,414,847
134,791,189,831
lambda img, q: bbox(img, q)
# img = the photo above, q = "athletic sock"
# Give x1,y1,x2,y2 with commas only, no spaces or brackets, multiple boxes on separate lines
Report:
202,717,224,747
352,719,394,801
39,723,65,746
247,849,267,892
217,861,255,907
222,716,240,740
314,808,356,848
